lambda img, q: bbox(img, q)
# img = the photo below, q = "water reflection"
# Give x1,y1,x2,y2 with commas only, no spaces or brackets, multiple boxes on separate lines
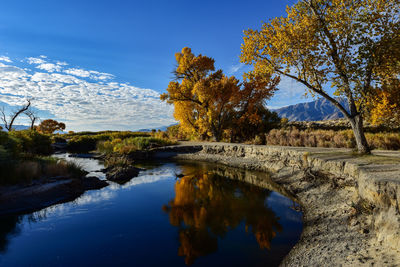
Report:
163,164,282,265
0,216,21,253
0,161,302,266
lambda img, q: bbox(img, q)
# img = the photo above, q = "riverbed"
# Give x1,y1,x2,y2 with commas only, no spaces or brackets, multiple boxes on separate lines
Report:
0,155,302,266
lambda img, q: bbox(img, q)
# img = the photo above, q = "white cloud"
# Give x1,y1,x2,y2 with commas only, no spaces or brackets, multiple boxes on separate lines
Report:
267,75,311,109
0,56,12,63
228,63,244,74
27,57,115,81
36,63,62,72
64,68,114,80
64,68,91,78
0,56,175,131
27,57,65,73
27,57,46,65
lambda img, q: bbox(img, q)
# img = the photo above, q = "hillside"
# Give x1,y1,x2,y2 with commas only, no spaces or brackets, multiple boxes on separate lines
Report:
273,98,349,121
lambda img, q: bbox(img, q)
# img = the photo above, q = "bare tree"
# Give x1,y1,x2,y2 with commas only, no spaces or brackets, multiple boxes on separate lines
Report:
0,99,32,131
24,108,39,130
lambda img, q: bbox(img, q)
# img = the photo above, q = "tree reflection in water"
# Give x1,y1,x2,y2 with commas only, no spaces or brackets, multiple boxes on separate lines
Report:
162,165,283,265
0,216,22,253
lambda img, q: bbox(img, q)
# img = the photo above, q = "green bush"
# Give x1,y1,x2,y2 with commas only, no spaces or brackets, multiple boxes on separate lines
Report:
9,130,52,155
67,135,101,152
52,135,67,143
0,131,21,155
65,131,150,152
97,137,176,155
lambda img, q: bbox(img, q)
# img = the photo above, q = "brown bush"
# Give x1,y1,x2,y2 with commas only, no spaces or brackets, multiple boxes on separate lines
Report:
266,127,400,150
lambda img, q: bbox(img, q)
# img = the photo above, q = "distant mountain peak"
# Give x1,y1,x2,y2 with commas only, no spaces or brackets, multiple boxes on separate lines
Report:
273,98,349,121
0,124,30,131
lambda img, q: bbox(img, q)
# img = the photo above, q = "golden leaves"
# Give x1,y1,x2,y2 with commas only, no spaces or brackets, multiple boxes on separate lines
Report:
239,0,400,108
367,80,400,126
163,169,282,265
161,47,278,141
36,119,66,134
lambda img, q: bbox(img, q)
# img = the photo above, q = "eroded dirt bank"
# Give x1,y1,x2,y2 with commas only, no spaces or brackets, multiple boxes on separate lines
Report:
0,176,108,216
152,143,400,266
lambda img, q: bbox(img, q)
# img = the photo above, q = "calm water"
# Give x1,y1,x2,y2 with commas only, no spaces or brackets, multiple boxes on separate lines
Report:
0,155,302,266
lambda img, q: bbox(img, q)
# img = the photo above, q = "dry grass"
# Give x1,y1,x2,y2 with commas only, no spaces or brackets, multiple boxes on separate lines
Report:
265,128,400,150
0,157,86,185
374,207,400,252
97,137,176,155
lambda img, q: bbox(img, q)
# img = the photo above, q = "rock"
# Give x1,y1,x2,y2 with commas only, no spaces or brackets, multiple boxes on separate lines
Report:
98,168,108,173
106,166,142,184
82,176,109,190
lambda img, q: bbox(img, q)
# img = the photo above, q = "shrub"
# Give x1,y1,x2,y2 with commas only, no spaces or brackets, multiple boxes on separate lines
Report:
67,135,101,152
8,130,52,155
97,136,176,155
165,125,189,140
52,135,67,143
65,131,151,152
0,156,85,185
266,128,400,150
104,155,132,168
0,131,21,155
265,127,400,150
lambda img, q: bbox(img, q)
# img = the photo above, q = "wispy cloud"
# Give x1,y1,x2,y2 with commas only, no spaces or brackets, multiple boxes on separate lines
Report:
267,76,314,109
27,57,46,65
0,55,175,131
64,68,114,80
228,63,244,74
0,56,12,63
36,63,63,72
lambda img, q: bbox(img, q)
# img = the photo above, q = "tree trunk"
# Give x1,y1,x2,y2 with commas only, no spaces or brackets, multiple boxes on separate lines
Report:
349,114,370,154
211,125,221,142
30,118,36,130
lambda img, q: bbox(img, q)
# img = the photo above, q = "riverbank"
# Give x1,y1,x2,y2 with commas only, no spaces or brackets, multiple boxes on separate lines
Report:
151,142,400,266
0,174,108,216
1,142,399,265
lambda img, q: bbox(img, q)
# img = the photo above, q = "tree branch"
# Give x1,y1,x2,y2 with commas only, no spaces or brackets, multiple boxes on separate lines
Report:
275,68,351,118
304,0,357,115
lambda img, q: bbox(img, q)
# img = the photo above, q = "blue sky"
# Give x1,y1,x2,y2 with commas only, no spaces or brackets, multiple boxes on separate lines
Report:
0,0,310,131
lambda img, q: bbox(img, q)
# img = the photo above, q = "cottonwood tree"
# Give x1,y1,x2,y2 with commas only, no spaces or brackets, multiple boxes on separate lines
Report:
36,119,66,134
240,0,400,153
0,99,32,131
161,47,278,141
366,79,400,127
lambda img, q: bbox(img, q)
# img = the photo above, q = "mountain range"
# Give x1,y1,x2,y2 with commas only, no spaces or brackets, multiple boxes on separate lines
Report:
0,124,30,131
2,99,349,132
273,98,349,121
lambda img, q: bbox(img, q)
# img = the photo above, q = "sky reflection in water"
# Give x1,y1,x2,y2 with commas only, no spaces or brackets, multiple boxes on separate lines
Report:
0,159,302,266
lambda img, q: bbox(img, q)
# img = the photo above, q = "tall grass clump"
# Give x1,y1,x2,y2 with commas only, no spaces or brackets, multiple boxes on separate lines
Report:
0,157,86,185
265,127,400,150
97,137,176,155
65,131,151,152
0,130,87,185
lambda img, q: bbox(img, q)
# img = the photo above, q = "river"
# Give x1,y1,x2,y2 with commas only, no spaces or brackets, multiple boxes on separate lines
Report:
0,154,302,266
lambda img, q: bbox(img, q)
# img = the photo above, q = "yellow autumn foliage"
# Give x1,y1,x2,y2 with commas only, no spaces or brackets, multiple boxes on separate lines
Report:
240,0,400,153
161,47,278,141
163,165,282,265
367,80,400,127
